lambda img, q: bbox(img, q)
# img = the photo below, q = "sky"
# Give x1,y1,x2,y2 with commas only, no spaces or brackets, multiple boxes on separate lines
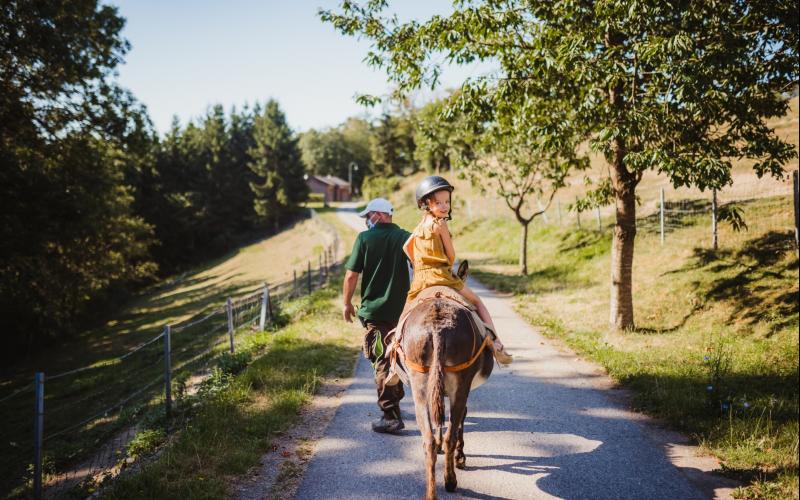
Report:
111,1,495,135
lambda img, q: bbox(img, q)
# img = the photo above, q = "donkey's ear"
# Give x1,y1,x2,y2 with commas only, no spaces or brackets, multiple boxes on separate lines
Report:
457,260,469,280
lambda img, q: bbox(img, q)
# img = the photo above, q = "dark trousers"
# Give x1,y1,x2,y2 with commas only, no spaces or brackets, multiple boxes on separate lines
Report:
361,318,405,417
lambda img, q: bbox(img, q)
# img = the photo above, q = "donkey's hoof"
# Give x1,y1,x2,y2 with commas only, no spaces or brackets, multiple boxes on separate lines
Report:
456,456,466,469
445,478,458,492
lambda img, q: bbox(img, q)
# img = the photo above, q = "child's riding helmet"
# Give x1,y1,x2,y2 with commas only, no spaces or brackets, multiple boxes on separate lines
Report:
415,175,455,209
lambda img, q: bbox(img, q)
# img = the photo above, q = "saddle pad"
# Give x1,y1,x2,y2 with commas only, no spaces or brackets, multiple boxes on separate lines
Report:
412,285,476,311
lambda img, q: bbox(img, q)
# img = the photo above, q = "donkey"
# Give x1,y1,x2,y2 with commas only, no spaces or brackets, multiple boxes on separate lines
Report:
397,263,494,499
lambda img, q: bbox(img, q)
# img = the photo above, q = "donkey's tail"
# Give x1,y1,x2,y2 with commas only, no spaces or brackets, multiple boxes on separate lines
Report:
427,326,445,430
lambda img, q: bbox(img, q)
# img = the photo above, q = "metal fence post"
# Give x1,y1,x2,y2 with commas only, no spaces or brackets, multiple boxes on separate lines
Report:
793,170,798,251
293,270,297,297
557,201,562,225
307,261,312,293
711,188,718,251
660,188,665,245
163,325,171,417
259,283,270,331
33,372,44,500
595,206,602,231
319,255,324,286
576,209,582,229
538,199,549,224
226,297,235,353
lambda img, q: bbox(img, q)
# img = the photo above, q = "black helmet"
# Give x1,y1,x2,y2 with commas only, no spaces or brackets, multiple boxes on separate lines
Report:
415,175,454,208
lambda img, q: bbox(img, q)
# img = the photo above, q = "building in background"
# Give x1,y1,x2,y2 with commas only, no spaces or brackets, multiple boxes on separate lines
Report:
306,175,352,202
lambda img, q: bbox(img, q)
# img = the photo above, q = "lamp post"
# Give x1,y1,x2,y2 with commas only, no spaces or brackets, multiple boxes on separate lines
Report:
348,162,359,199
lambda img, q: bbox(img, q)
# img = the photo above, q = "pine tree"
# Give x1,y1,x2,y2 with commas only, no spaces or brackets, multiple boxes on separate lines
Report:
248,100,308,229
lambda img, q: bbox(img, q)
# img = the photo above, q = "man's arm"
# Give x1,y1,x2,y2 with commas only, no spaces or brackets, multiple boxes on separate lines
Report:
342,269,360,322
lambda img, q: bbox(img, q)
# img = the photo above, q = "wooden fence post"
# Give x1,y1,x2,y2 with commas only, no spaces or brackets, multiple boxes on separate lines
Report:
33,372,44,500
163,325,171,416
226,298,235,353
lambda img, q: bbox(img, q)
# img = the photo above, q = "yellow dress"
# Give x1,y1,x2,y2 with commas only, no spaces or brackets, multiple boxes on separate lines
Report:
407,218,464,301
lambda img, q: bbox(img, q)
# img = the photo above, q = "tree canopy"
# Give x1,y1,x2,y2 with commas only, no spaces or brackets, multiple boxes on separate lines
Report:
321,0,799,329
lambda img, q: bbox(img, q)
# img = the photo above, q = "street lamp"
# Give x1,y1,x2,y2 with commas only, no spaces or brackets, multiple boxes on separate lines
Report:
348,162,359,199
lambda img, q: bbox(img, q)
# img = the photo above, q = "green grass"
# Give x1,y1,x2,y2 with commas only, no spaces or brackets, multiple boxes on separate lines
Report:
104,276,359,499
386,170,798,498
458,201,798,498
0,215,338,498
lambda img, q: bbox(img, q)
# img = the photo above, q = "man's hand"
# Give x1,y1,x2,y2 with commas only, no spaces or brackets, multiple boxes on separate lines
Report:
342,269,360,323
343,302,356,323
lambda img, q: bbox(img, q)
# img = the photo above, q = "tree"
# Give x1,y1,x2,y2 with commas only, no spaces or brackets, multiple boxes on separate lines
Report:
299,117,375,192
413,94,481,175
0,0,157,354
321,0,799,330
470,97,588,275
249,100,308,229
370,111,417,176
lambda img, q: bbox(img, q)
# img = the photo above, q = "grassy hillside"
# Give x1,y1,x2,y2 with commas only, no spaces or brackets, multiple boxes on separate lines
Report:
0,214,342,498
105,277,360,499
103,210,360,499
386,99,799,498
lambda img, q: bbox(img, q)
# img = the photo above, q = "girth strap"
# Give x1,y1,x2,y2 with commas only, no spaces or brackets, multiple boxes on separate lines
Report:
400,334,492,373
393,306,493,374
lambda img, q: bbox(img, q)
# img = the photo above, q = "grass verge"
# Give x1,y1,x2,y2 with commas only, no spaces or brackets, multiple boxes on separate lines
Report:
462,201,797,499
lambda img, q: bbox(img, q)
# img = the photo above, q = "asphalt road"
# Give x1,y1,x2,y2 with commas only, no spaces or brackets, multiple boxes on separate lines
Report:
291,209,729,499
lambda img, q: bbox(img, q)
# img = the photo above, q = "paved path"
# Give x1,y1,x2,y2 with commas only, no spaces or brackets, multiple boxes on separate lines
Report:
292,209,733,499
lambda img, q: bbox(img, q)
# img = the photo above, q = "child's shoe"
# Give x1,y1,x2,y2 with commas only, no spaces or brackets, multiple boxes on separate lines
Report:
493,344,513,365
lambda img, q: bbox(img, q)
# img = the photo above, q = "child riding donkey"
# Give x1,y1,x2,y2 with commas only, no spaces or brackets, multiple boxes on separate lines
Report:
387,176,513,386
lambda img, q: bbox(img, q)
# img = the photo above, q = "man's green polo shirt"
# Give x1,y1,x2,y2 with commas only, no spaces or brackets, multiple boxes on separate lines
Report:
345,222,411,323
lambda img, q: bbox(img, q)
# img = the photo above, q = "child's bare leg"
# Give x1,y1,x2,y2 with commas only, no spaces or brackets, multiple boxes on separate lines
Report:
459,286,504,351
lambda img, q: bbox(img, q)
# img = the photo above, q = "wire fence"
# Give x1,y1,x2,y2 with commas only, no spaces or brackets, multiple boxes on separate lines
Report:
460,170,798,252
0,213,342,499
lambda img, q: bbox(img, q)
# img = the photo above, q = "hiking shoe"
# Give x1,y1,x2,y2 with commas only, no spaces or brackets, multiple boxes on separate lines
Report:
371,414,405,434
494,347,514,365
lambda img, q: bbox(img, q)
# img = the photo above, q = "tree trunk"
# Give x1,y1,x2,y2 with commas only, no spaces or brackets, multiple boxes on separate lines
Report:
519,221,529,275
604,29,637,331
609,140,637,330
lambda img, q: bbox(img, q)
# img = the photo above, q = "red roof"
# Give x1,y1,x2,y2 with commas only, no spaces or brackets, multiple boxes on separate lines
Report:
309,175,350,187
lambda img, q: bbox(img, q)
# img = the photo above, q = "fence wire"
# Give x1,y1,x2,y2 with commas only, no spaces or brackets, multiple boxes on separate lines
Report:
461,170,797,252
1,238,339,499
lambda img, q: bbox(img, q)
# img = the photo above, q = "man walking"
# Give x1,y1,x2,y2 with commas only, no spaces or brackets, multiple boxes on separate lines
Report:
343,198,411,434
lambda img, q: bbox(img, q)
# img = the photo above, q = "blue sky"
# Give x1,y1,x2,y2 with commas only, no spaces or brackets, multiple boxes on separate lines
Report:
111,1,494,135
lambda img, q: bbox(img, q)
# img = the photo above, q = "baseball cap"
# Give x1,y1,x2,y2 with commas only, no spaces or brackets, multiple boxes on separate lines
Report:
358,198,394,217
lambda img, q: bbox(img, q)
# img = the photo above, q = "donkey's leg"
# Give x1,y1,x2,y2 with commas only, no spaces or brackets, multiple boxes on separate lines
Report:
411,373,438,500
455,404,467,469
444,387,469,492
